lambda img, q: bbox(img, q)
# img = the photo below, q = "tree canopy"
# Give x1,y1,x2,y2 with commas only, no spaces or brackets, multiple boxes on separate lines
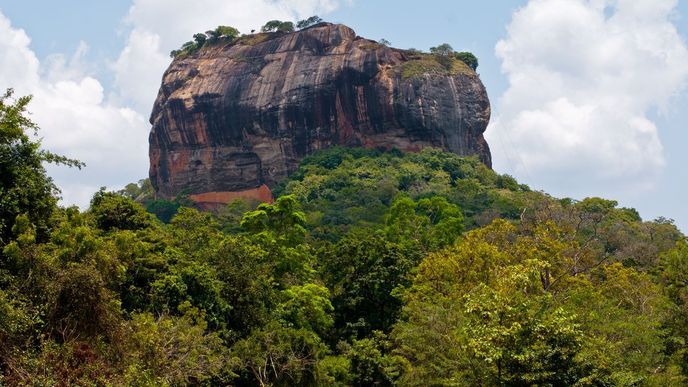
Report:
0,89,82,245
1,92,686,385
296,16,323,30
455,51,479,70
170,25,241,58
261,20,295,33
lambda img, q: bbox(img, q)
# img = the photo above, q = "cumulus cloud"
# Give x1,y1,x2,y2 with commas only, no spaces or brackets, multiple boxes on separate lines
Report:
487,0,688,198
0,11,149,208
111,28,169,113
0,12,39,94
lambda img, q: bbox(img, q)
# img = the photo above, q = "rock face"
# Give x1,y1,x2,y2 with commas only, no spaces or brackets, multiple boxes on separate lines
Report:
149,23,491,202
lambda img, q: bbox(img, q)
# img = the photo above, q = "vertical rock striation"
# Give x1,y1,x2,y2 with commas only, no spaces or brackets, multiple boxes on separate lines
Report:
149,23,491,203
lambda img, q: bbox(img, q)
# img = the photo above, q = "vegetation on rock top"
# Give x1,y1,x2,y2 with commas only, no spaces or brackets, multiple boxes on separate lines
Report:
170,16,323,58
169,20,480,82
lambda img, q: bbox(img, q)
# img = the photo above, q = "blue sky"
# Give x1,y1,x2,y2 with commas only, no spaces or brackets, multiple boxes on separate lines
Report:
1,0,687,231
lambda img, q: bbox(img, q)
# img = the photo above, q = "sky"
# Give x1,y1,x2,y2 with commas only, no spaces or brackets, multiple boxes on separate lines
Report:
1,0,687,231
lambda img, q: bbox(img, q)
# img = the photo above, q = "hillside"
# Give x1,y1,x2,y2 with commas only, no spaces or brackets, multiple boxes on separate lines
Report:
2,101,687,385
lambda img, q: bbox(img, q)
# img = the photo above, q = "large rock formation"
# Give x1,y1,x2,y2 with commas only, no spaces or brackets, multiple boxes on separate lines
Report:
149,23,491,204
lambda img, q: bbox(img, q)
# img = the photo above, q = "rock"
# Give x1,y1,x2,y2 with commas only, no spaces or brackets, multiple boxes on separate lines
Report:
149,23,491,203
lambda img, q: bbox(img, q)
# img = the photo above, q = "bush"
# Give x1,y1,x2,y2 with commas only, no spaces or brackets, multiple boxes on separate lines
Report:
170,25,240,58
430,43,454,70
455,51,479,71
296,16,323,30
90,189,154,231
47,264,121,341
261,20,295,33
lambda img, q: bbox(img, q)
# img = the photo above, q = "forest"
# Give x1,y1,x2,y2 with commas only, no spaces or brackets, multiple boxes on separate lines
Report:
2,90,688,385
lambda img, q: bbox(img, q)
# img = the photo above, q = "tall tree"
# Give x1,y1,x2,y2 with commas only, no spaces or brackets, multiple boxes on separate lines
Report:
0,89,82,246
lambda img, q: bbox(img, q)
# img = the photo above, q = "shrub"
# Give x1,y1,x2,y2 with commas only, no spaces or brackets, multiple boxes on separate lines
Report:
430,43,454,69
296,16,323,30
170,25,240,58
261,20,295,33
455,51,479,70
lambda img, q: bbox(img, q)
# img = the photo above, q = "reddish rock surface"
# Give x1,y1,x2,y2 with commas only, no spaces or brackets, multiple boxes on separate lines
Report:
189,184,274,210
149,23,491,202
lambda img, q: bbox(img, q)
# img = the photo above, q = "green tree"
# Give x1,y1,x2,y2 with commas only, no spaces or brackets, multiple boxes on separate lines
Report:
385,195,464,252
343,331,407,386
241,195,307,246
89,188,154,232
276,283,334,336
378,38,391,47
455,51,479,70
230,322,328,386
296,16,323,30
429,43,454,69
659,240,688,375
0,89,82,245
149,261,230,331
123,304,229,385
206,25,240,42
207,235,276,338
117,178,153,201
192,32,207,46
393,222,587,385
261,20,295,33
320,232,422,338
47,264,121,341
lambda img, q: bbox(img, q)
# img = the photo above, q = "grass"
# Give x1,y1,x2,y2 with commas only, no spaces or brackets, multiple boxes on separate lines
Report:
360,42,383,51
399,57,445,79
235,33,273,46
450,59,474,76
398,54,475,79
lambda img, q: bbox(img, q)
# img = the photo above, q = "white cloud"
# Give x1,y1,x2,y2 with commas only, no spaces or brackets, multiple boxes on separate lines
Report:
0,12,39,94
487,0,688,198
111,29,169,113
0,11,149,208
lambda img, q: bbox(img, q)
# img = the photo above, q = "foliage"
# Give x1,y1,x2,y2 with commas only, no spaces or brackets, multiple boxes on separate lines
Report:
0,89,83,245
455,51,479,70
1,94,686,386
117,178,153,201
393,220,684,385
261,20,295,33
90,188,155,231
276,283,334,335
207,25,240,42
399,44,479,76
170,24,241,58
385,196,464,252
659,240,688,374
122,304,229,385
320,232,423,339
230,322,328,386
296,16,323,30
240,195,307,246
281,146,528,238
47,264,121,341
430,42,455,69
429,43,454,56
342,331,407,386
